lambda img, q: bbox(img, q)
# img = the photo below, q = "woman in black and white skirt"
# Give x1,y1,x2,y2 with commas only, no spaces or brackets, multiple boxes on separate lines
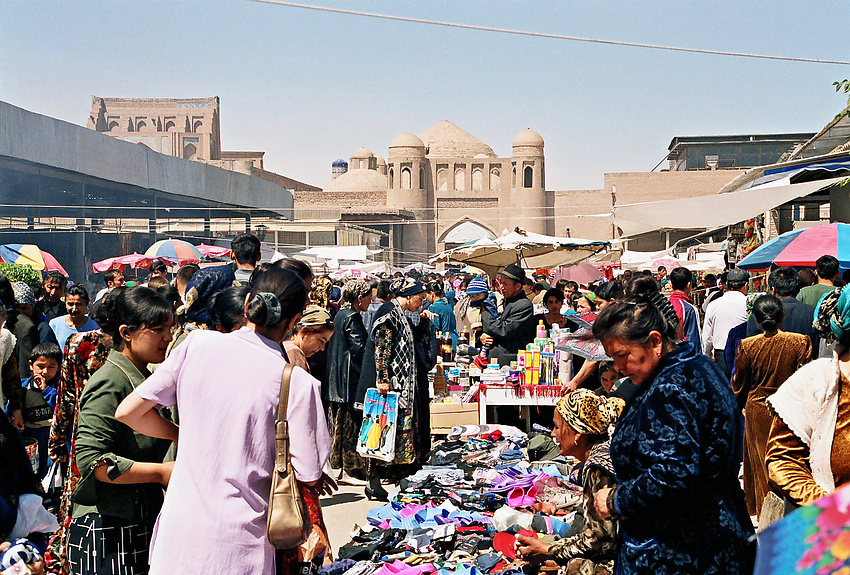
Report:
66,287,176,575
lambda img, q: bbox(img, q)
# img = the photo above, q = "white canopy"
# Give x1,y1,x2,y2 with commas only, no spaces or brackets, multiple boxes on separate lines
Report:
295,245,381,262
614,176,847,238
430,228,615,277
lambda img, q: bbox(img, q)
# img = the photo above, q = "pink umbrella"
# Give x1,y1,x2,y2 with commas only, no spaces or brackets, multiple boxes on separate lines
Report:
92,253,173,273
196,244,232,258
651,257,681,270
552,262,602,285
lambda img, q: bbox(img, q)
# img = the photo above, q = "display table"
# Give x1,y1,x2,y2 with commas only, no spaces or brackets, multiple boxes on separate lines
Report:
478,384,562,431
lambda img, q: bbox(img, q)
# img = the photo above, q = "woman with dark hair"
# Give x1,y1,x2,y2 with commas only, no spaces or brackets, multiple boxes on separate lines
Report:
355,277,431,500
49,284,98,351
65,287,175,575
539,287,568,329
327,279,372,482
589,297,755,573
284,305,335,371
516,389,623,573
116,268,334,574
207,285,250,333
731,295,811,519
275,258,314,289
594,282,624,312
168,264,236,353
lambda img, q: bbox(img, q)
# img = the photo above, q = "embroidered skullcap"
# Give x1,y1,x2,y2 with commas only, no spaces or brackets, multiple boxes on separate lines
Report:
466,277,489,295
814,287,850,342
12,282,35,306
299,304,332,326
342,278,371,301
556,388,625,436
391,277,425,297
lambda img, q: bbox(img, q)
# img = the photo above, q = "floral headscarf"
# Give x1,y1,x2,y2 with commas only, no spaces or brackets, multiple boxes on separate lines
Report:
341,278,371,308
177,265,237,326
814,287,847,342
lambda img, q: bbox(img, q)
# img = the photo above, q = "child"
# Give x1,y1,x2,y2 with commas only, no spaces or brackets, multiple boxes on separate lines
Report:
21,343,61,479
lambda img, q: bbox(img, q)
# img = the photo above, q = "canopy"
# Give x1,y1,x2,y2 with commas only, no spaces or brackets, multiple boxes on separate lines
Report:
430,228,614,277
329,268,378,280
614,176,847,237
195,244,232,259
0,244,67,275
145,239,202,266
295,245,381,262
737,222,850,271
551,262,603,285
92,253,173,273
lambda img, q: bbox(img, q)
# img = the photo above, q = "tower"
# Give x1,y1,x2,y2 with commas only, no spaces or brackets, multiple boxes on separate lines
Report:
387,132,432,260
510,129,547,234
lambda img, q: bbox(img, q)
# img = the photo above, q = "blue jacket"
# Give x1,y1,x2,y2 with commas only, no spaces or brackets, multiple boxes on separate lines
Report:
428,298,458,347
610,342,755,574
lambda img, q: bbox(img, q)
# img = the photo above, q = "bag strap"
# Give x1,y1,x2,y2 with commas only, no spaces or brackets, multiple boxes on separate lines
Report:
277,363,294,423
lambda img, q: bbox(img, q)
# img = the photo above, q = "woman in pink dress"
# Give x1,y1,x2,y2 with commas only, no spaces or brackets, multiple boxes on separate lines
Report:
116,268,335,574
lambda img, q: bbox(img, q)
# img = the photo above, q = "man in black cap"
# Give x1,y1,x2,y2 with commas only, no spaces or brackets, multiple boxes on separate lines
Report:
480,263,536,365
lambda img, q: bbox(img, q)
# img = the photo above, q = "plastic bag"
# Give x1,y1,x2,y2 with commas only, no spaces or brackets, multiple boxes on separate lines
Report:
356,389,398,462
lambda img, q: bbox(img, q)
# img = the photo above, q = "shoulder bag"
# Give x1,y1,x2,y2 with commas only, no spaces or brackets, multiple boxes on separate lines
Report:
267,363,312,549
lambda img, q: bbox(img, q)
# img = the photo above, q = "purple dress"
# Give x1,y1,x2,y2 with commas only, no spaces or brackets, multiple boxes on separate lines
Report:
135,327,331,575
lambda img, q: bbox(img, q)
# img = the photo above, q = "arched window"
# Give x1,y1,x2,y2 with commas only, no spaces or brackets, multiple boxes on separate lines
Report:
401,167,412,189
164,120,176,132
388,168,394,189
454,168,465,191
490,168,500,190
419,168,425,189
437,168,449,191
183,143,197,160
107,121,119,131
193,120,203,133
359,159,365,169
524,166,533,188
136,120,147,131
472,168,483,192
512,167,517,187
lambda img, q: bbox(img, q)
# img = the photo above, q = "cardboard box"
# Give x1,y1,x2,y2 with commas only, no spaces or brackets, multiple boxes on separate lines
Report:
430,402,479,434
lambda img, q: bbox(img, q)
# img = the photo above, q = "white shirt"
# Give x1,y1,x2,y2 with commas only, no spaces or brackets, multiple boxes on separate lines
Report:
701,290,747,355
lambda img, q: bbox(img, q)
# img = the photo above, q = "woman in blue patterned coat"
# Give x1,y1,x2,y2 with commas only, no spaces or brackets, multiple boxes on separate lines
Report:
589,297,755,575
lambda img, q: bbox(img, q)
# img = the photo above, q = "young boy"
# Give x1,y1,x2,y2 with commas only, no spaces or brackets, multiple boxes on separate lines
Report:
21,342,61,478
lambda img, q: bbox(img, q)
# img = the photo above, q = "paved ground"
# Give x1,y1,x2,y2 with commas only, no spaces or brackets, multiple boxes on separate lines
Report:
321,478,384,555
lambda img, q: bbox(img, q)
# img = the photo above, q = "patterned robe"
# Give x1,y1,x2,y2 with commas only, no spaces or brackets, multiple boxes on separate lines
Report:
609,342,755,575
44,330,112,575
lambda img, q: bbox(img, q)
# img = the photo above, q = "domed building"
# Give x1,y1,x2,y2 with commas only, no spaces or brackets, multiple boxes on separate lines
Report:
304,121,553,263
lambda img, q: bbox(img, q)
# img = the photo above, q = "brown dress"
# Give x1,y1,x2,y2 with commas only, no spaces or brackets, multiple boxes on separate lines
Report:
766,372,850,506
731,331,811,517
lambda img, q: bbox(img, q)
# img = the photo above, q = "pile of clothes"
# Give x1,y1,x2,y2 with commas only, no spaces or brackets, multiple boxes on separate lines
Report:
323,425,585,575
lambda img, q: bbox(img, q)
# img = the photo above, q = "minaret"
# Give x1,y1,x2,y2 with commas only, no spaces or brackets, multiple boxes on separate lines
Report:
510,129,546,234
387,132,432,260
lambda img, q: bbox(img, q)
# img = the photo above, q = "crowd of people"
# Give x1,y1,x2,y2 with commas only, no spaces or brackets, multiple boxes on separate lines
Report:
1,232,849,574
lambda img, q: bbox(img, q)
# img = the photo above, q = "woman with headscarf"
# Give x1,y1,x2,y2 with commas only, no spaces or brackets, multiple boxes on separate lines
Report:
283,305,335,372
590,294,754,573
327,279,373,482
766,287,850,510
355,277,429,501
731,295,811,519
168,265,238,353
516,389,623,574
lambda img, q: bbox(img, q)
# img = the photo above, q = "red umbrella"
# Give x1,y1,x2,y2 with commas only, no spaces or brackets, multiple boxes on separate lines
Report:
92,254,173,273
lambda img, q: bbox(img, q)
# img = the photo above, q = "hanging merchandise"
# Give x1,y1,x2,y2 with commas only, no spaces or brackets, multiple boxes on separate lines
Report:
357,389,399,462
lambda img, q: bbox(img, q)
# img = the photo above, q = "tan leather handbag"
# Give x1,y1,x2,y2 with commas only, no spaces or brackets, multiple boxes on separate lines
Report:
267,363,311,549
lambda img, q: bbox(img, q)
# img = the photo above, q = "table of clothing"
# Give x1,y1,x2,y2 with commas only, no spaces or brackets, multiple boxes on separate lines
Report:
320,424,584,575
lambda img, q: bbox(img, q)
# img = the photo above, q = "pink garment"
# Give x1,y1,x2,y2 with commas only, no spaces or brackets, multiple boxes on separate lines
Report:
135,327,331,575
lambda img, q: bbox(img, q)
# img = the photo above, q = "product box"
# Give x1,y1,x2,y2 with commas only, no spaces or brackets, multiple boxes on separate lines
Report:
430,402,479,434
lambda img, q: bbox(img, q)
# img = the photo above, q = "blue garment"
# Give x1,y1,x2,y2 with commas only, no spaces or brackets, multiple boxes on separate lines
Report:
48,316,99,352
428,298,458,347
610,341,755,574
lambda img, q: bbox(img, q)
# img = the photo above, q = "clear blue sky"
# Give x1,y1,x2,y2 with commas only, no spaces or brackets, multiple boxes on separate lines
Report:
2,1,847,191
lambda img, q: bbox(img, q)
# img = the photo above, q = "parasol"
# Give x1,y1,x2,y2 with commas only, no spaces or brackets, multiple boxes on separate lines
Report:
737,222,850,271
0,244,67,275
552,262,603,285
92,254,174,273
144,239,202,266
195,244,232,259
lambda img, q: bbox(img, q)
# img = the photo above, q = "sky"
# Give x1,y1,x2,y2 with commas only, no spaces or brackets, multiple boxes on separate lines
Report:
2,1,848,192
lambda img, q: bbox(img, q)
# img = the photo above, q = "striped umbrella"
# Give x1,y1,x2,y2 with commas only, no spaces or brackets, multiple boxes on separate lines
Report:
0,244,68,275
737,222,850,271
144,239,202,266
